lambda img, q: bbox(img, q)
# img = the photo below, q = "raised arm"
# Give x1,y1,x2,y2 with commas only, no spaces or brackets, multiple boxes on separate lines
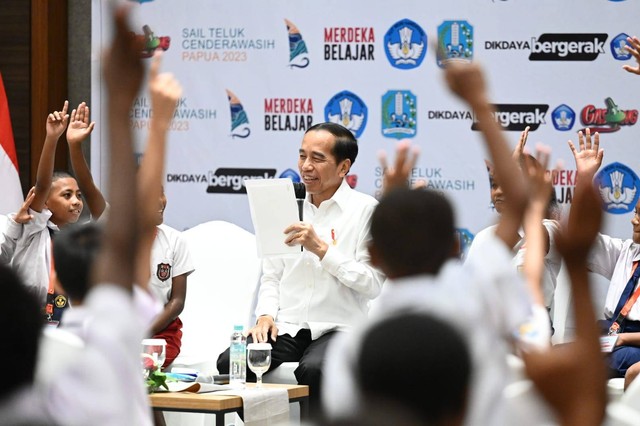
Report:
523,182,607,426
31,101,69,212
91,6,144,290
66,102,106,219
522,147,553,307
444,62,527,249
378,140,420,195
134,51,182,288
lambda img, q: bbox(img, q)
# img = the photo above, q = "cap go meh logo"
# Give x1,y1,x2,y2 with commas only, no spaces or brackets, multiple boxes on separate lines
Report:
580,97,638,133
384,19,427,70
133,25,170,58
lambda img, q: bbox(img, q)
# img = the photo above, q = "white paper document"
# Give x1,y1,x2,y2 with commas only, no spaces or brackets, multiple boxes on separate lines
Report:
245,178,301,257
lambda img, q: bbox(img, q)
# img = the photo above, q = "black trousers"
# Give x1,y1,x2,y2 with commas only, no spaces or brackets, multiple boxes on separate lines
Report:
217,328,340,417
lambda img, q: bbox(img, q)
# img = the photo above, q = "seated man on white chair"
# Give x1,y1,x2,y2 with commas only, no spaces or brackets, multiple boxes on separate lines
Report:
217,122,385,417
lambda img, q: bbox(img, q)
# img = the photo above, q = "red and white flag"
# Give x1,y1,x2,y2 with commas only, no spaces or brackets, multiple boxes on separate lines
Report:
0,72,23,215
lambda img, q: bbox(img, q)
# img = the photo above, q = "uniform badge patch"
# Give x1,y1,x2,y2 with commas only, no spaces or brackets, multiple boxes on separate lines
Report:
157,263,171,281
54,294,67,309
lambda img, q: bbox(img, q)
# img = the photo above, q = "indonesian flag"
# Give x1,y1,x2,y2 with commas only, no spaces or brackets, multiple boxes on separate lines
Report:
0,72,22,215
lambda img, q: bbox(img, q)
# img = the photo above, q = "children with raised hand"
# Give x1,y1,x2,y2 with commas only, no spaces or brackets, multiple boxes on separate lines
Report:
135,52,193,370
10,100,82,323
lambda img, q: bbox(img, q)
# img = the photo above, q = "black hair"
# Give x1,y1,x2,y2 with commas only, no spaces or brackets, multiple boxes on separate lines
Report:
305,122,358,167
53,222,103,302
52,170,75,182
0,264,41,399
355,312,471,426
370,188,455,277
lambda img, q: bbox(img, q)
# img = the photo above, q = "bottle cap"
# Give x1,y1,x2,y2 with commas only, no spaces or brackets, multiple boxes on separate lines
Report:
233,325,243,331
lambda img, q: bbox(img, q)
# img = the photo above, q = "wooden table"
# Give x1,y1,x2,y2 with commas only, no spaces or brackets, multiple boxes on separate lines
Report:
149,383,309,425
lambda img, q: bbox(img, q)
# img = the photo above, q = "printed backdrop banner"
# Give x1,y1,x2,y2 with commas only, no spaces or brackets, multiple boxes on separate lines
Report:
92,0,640,252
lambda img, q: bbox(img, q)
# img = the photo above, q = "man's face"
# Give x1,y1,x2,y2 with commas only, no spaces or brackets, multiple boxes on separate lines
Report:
298,130,349,206
632,199,640,244
46,177,83,226
156,191,167,226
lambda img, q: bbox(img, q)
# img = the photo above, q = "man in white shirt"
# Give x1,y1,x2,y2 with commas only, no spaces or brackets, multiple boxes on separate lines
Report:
217,122,385,415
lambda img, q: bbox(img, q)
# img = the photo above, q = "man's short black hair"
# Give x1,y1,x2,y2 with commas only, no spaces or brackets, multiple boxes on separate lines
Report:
1,264,41,399
355,312,471,425
306,122,358,167
370,188,455,277
53,222,103,302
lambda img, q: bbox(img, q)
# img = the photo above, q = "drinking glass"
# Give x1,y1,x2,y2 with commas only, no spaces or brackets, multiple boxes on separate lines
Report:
247,343,272,388
142,338,167,371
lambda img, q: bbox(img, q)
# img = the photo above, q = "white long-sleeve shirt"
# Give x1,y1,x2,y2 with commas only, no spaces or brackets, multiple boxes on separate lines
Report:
256,179,386,339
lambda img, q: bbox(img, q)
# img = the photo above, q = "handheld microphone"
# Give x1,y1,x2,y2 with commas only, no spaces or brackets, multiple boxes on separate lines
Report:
293,182,306,221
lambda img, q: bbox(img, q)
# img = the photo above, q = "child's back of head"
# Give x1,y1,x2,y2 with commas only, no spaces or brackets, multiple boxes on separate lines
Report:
1,264,41,400
370,188,456,278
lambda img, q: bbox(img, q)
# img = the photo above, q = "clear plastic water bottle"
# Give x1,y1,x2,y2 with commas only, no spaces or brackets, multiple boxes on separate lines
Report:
229,325,246,387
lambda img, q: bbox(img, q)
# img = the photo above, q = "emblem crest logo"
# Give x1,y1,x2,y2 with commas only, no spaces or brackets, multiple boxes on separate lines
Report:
381,90,417,139
551,104,576,131
324,91,368,138
157,263,172,282
436,20,473,68
384,19,427,70
595,162,640,214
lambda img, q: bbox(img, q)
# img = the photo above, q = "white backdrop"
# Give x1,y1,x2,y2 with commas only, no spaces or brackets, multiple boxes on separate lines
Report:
91,0,640,256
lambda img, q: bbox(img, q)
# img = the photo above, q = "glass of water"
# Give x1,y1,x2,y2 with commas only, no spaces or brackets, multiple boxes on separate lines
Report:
142,338,167,371
247,343,272,388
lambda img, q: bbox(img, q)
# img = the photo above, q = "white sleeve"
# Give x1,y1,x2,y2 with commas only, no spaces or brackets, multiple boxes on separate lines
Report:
172,231,195,277
255,258,283,320
587,233,625,279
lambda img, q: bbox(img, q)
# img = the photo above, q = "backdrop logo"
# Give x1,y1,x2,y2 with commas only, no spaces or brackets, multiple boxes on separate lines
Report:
595,162,640,214
279,169,301,182
580,97,638,133
551,104,576,131
134,25,170,58
285,19,309,68
206,168,276,194
226,89,251,138
324,27,375,61
381,90,417,139
436,20,473,68
325,91,368,138
472,104,548,131
384,19,427,69
611,33,632,60
264,98,314,131
181,27,275,62
456,228,474,260
346,174,358,189
529,33,607,61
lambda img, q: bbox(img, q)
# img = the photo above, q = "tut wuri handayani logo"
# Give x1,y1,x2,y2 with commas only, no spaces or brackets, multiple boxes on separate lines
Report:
325,91,368,138
384,19,427,70
551,104,576,131
595,162,640,214
611,33,632,61
381,90,417,139
436,20,473,68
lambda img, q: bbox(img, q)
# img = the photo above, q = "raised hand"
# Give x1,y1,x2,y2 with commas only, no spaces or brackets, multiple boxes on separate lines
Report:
567,128,603,180
522,145,552,210
148,51,182,130
444,61,489,109
512,126,530,164
378,140,420,194
13,187,36,224
45,100,69,139
623,35,640,75
66,102,96,146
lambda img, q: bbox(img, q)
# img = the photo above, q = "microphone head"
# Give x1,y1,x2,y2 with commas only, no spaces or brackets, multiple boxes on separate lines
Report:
293,182,306,199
